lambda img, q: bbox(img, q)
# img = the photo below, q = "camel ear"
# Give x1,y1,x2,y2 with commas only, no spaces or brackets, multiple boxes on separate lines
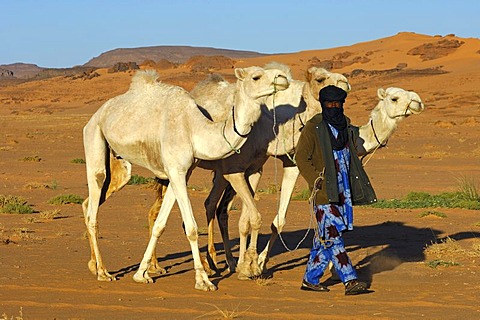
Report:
305,67,314,82
234,68,246,81
377,88,387,100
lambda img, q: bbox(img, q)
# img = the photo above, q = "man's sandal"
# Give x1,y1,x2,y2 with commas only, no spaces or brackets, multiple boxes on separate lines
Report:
345,280,368,295
301,280,330,292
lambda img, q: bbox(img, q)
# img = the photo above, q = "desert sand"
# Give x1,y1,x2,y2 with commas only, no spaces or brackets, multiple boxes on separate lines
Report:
1,32,479,319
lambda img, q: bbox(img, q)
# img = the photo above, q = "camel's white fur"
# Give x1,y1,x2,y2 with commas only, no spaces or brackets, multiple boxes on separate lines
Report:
82,66,288,291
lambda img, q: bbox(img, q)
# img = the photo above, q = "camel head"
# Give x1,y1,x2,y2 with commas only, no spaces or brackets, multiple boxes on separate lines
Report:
231,66,289,136
377,87,425,119
234,66,289,100
305,67,351,99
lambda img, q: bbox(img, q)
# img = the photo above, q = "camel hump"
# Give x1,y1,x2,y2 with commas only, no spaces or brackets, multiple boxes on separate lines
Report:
129,70,160,90
207,73,227,83
191,73,229,95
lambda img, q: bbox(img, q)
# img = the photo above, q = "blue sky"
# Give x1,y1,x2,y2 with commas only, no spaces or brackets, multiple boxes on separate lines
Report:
1,0,479,68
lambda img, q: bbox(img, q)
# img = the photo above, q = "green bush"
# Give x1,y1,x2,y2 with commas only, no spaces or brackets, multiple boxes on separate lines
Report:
372,191,480,210
71,158,86,164
0,195,34,214
291,188,311,201
48,194,84,205
128,174,154,185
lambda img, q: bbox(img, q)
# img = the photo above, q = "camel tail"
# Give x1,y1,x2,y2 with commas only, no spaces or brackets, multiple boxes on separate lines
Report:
130,70,160,90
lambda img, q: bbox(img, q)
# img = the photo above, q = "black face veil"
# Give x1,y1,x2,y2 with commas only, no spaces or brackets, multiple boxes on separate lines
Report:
319,85,348,150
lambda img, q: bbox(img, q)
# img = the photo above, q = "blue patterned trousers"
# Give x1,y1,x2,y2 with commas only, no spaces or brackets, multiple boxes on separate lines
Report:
304,205,358,285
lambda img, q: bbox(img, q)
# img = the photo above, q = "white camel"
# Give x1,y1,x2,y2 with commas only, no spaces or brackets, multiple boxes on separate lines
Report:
255,86,425,272
148,69,425,280
208,87,426,275
82,66,289,291
148,64,352,279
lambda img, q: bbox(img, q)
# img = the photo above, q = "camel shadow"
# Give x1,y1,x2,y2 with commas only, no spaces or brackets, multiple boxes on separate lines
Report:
109,221,480,287
110,240,240,282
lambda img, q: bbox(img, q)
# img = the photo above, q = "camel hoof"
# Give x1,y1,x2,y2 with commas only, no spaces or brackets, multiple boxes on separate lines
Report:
226,259,237,273
236,261,253,280
195,281,217,291
97,274,117,281
148,264,167,275
237,272,251,281
133,270,154,284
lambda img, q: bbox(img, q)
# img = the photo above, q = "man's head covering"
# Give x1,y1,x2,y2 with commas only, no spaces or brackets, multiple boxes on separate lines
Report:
319,85,348,103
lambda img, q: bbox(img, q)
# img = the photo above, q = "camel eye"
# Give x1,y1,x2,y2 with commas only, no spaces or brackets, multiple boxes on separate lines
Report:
251,73,263,81
316,78,326,84
391,97,399,102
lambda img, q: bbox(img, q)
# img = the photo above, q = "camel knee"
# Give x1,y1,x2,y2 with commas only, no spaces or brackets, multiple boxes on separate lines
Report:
238,220,250,235
250,215,262,230
93,170,106,189
184,226,198,242
151,222,166,238
86,221,98,233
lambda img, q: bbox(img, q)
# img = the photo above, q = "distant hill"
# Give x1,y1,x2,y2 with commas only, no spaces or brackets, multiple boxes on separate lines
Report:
83,45,268,68
0,63,44,79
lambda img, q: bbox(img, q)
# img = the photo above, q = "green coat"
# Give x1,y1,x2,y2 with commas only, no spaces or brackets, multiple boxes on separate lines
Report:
295,113,377,206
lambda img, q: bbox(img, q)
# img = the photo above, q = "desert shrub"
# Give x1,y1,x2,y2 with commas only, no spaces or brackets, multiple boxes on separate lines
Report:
292,188,311,201
372,191,480,210
71,158,86,164
419,210,447,218
426,259,461,268
39,209,61,220
0,195,34,214
257,184,279,194
128,174,154,185
48,194,84,205
20,155,41,162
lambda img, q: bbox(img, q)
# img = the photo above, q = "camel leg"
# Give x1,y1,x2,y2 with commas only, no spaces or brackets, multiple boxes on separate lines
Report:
134,184,176,284
258,166,299,271
225,172,262,280
204,172,231,272
214,183,237,273
83,153,133,279
83,123,132,281
147,179,169,274
134,173,216,291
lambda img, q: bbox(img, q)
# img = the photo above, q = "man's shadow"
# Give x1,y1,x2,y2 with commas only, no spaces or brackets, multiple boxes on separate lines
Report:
259,221,480,287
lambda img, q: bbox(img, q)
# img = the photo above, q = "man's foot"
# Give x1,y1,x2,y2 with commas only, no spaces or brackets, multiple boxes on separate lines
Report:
301,280,330,292
345,280,368,295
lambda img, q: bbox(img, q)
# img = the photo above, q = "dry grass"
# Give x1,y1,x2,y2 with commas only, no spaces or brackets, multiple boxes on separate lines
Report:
1,307,24,320
23,182,51,190
39,209,61,220
196,303,250,319
424,237,480,268
19,155,41,162
253,276,274,287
